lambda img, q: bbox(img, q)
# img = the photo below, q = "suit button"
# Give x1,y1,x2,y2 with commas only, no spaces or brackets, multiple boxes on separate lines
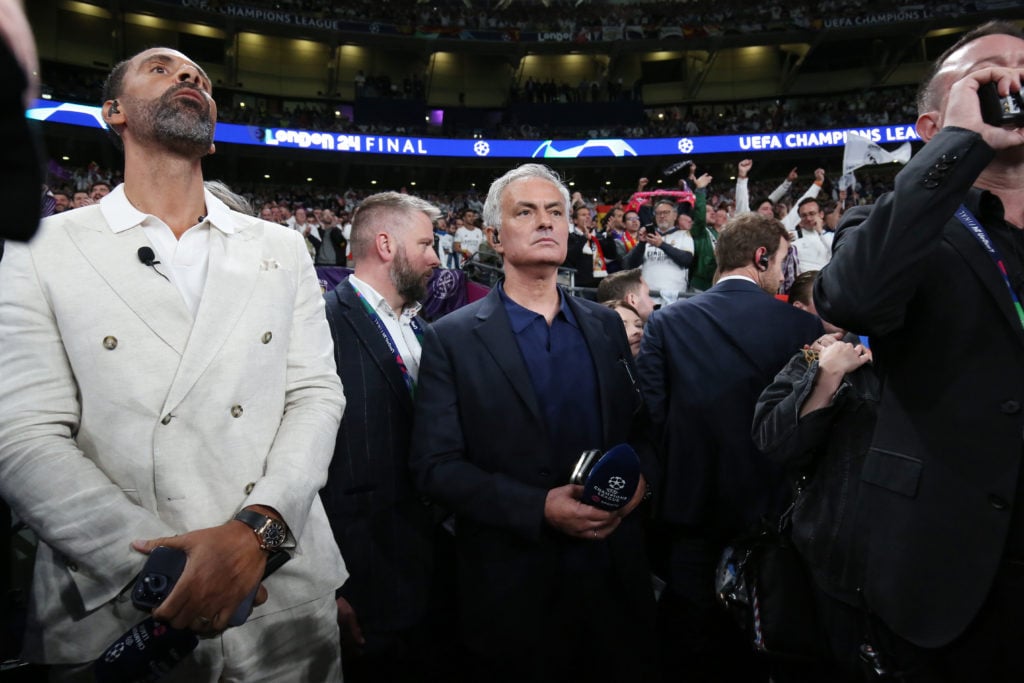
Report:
538,468,551,478
261,331,273,344
65,559,78,572
102,336,118,350
1001,400,1020,415
161,414,172,425
231,405,243,418
989,494,1009,510
244,482,255,494
923,179,940,189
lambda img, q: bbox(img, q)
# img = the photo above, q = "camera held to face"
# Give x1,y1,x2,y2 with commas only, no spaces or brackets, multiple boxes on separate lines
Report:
979,82,1024,127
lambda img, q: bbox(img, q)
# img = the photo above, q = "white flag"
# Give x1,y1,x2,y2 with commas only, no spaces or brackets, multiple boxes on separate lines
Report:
842,132,912,175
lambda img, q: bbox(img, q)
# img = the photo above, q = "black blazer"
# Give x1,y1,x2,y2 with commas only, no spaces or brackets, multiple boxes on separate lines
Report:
409,286,657,656
816,127,1024,648
320,279,438,641
637,278,823,542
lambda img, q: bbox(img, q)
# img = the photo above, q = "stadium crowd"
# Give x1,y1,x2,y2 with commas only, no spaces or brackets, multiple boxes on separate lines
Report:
4,3,1024,683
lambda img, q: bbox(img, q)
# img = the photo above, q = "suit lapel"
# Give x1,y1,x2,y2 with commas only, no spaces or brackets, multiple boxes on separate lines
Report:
163,220,263,411
335,281,414,413
945,223,1024,347
472,289,544,425
66,212,191,355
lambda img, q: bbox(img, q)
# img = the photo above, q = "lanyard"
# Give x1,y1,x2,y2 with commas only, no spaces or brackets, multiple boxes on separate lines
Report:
956,204,1024,332
353,289,424,396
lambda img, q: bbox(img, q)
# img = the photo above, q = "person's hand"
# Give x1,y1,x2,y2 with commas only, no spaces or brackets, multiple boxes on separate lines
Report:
637,177,649,190
805,331,843,351
814,168,826,183
616,473,647,519
945,65,1024,151
695,173,713,190
817,339,871,376
787,167,799,182
336,595,366,654
645,231,664,248
737,158,752,178
544,484,622,540
133,521,270,634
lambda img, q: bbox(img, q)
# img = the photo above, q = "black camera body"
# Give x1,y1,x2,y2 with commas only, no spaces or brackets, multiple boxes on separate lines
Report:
979,82,1024,127
131,546,187,611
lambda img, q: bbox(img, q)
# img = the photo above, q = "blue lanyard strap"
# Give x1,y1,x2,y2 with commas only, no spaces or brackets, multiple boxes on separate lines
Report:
353,289,423,396
955,204,1024,332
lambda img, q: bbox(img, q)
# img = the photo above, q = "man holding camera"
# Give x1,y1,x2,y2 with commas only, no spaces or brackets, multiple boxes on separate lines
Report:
624,198,695,304
816,21,1024,679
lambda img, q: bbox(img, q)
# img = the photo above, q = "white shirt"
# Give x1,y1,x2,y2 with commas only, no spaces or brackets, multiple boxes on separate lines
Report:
792,229,834,274
454,226,484,258
348,274,424,381
437,232,454,265
100,184,234,319
642,229,694,302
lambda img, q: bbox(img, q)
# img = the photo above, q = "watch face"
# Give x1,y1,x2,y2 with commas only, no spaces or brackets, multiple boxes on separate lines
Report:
261,521,286,549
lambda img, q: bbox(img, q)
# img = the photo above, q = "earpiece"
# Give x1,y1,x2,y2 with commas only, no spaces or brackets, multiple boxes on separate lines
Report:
758,253,770,271
492,232,500,245
108,100,120,116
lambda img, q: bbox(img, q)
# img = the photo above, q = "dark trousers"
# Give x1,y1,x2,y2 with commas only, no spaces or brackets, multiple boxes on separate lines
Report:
466,552,656,683
658,534,769,682
869,560,1024,682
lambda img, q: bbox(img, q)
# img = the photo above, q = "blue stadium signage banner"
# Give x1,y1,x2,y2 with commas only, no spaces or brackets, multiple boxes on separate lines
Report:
27,98,921,159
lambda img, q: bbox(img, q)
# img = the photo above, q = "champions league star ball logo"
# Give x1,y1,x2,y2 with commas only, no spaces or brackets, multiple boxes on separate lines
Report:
103,641,126,663
607,476,627,491
677,138,694,154
432,269,459,298
473,140,491,157
531,139,638,159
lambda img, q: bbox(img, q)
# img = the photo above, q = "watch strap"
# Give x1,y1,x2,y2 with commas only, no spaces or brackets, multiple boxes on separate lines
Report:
234,509,285,550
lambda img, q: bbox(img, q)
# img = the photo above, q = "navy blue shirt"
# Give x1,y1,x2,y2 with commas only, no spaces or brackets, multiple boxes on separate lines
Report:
498,284,603,476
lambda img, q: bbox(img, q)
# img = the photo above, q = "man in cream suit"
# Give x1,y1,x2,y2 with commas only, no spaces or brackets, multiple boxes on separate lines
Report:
0,47,347,680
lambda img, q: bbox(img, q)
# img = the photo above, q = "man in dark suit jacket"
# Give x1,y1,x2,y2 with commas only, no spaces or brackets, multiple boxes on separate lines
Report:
410,163,657,683
815,22,1024,680
637,212,823,681
321,191,452,682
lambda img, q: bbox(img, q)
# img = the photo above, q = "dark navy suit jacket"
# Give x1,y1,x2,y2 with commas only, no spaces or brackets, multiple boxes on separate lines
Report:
320,279,439,643
409,286,657,658
638,278,824,542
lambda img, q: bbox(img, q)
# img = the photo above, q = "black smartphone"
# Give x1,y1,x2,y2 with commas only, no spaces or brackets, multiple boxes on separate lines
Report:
131,546,187,611
227,549,291,626
979,82,1024,127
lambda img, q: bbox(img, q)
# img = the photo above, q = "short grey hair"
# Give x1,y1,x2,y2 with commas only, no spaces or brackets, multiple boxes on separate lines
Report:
482,163,571,233
350,191,441,259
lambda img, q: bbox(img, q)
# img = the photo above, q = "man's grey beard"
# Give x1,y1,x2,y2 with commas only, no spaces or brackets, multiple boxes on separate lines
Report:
390,245,430,306
127,85,214,157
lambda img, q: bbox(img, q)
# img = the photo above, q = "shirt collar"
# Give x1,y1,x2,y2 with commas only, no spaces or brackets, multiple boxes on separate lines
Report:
497,281,578,333
716,274,758,286
100,184,236,235
348,274,422,321
967,186,1007,227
